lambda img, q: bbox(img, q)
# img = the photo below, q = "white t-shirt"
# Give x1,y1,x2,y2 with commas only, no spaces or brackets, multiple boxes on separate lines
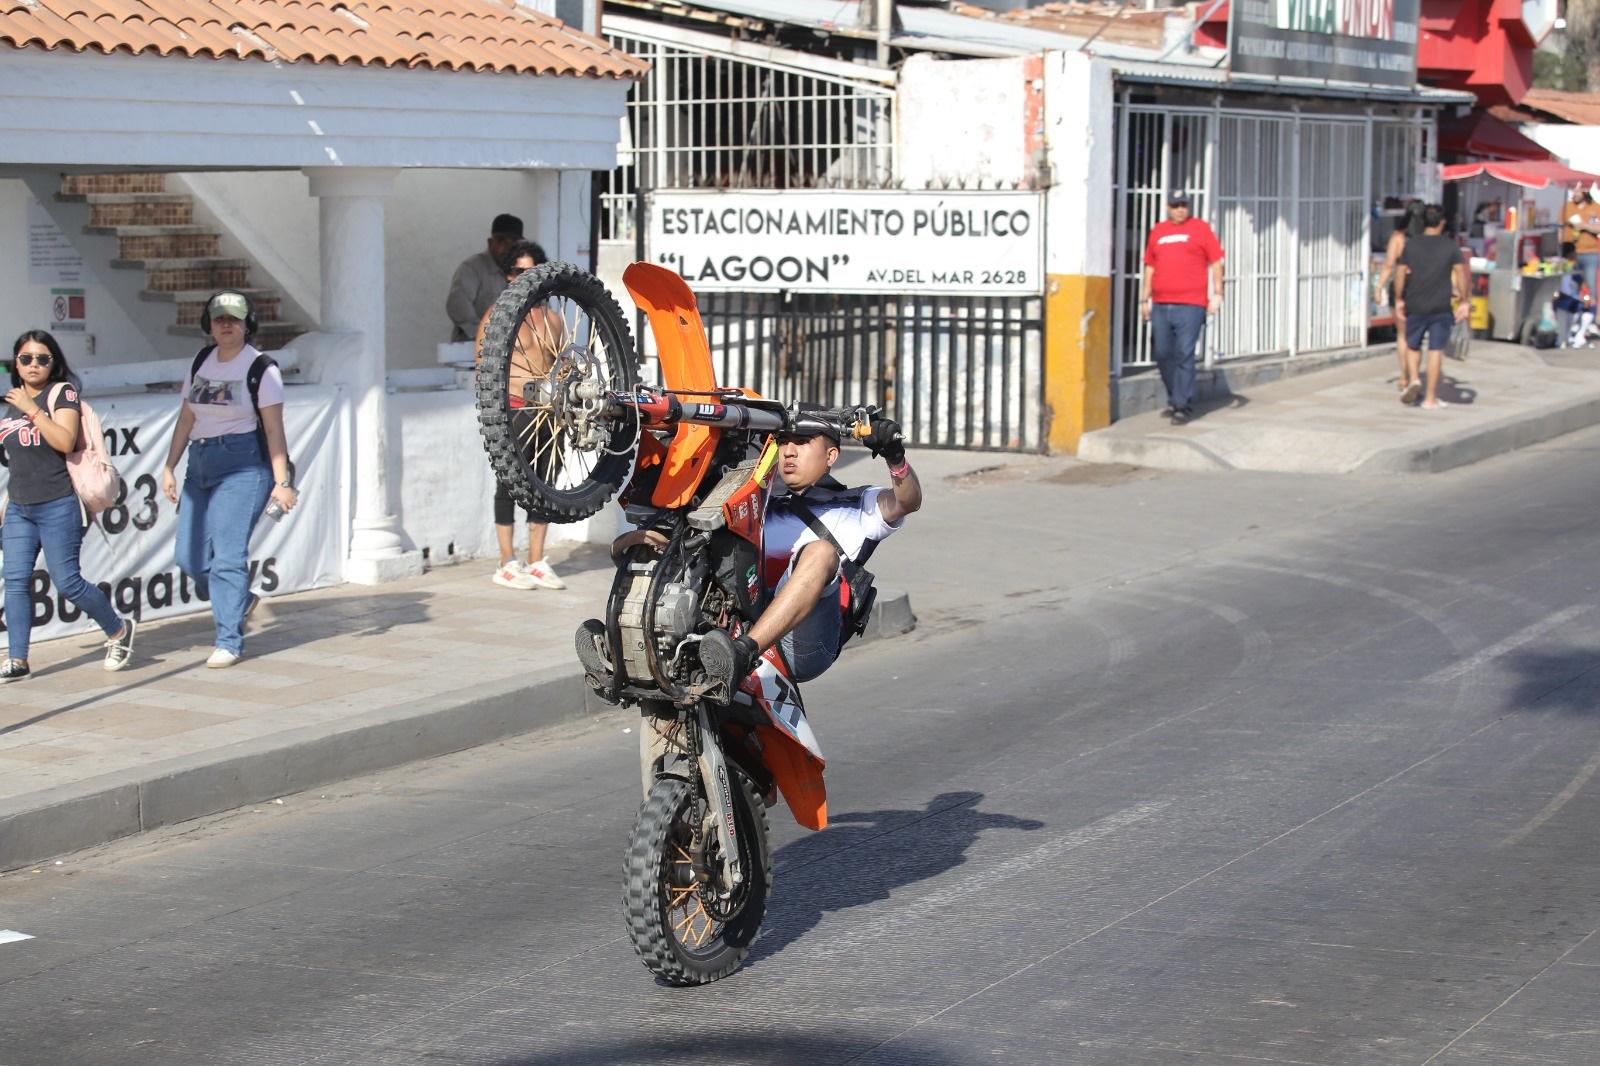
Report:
183,345,285,440
762,486,903,590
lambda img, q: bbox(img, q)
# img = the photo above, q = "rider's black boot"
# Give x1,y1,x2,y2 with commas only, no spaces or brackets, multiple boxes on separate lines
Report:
700,629,758,697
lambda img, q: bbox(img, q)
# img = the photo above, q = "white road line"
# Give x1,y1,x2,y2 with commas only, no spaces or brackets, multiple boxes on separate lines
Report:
1504,747,1600,847
1422,605,1594,685
0,930,35,946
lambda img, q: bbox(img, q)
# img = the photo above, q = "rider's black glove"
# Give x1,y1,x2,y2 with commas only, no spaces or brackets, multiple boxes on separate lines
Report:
863,415,905,465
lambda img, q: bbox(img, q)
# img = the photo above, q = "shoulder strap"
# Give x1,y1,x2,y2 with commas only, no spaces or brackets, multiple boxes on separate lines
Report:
47,382,64,410
785,498,854,570
189,344,217,380
245,353,277,411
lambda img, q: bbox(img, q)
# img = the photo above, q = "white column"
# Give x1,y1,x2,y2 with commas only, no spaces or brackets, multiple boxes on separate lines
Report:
305,167,423,585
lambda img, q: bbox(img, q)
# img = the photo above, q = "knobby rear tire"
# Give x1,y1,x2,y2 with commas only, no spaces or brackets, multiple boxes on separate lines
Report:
475,262,639,523
624,772,771,986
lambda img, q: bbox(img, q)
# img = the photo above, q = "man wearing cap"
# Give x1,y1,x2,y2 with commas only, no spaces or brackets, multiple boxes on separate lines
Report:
1140,194,1224,424
696,408,920,693
447,213,525,342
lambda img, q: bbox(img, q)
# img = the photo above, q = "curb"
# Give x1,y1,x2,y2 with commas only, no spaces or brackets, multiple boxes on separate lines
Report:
1355,392,1600,474
0,590,913,873
1078,391,1600,476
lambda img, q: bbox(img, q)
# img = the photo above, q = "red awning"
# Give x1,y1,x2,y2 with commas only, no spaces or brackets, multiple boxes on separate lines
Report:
1437,110,1551,162
1440,159,1600,190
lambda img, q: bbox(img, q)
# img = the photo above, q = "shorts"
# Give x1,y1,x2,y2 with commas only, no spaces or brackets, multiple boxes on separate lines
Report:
1405,312,1454,354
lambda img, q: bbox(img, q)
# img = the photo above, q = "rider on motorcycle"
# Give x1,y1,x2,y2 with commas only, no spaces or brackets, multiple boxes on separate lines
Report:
698,408,922,692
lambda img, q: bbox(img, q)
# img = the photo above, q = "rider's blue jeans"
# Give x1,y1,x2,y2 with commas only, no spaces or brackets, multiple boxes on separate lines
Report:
782,575,843,683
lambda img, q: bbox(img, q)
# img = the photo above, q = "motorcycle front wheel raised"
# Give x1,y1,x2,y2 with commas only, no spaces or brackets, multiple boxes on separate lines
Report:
624,772,772,986
475,262,640,523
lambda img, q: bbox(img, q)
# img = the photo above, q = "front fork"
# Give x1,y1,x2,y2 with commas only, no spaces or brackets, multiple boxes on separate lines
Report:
639,708,744,890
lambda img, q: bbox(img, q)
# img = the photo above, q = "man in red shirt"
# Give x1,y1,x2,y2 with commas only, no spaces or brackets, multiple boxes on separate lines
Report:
1140,194,1225,424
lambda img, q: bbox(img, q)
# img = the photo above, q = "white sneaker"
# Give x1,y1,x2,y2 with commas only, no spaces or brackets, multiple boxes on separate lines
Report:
206,647,241,669
492,561,538,590
524,559,566,590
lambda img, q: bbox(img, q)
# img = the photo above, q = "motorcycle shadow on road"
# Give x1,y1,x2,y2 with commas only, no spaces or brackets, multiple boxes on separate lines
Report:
748,790,1045,966
1502,646,1600,715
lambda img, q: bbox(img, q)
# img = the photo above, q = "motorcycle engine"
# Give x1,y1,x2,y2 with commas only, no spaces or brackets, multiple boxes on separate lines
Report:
616,564,704,684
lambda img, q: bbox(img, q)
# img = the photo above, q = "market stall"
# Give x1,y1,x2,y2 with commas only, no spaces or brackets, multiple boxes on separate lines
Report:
1440,158,1600,343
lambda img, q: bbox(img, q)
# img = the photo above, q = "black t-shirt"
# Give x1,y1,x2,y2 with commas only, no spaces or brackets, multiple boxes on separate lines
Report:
0,383,79,506
1398,234,1461,316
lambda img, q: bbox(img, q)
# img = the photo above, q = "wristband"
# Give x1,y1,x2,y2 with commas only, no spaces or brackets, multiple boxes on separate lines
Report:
887,459,911,480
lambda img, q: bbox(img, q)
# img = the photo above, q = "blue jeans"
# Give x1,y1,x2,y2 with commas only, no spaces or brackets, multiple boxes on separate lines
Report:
175,434,272,654
1150,303,1207,411
781,575,844,683
2,492,121,661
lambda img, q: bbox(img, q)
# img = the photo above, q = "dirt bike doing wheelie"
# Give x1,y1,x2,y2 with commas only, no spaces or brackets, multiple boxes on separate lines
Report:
474,260,890,986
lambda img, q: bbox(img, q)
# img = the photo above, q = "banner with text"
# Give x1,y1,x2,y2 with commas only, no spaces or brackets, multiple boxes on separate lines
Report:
0,387,349,644
1229,0,1419,88
648,190,1044,296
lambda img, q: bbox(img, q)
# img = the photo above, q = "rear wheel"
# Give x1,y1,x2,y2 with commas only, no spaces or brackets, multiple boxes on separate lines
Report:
475,262,640,522
624,770,771,985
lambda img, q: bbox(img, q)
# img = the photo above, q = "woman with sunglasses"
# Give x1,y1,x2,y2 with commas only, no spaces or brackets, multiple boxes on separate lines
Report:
1,330,136,682
474,239,567,592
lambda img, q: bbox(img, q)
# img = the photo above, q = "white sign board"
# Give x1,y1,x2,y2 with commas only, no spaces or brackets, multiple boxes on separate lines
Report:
0,388,349,644
26,197,84,286
648,190,1044,295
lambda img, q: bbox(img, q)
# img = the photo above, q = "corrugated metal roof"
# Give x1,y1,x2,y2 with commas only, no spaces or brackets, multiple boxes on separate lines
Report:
0,0,648,78
1110,58,1475,104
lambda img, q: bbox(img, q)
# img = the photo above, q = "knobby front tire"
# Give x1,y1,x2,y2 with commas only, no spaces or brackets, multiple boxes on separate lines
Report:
624,772,771,986
475,262,640,522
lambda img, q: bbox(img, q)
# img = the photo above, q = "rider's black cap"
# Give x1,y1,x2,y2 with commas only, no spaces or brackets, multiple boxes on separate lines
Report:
785,403,841,445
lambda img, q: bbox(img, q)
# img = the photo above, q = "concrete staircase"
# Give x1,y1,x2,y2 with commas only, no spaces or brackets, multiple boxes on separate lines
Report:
57,174,303,352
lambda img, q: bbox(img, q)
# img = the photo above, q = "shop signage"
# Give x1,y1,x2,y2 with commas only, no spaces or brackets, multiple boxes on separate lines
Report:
0,389,348,643
647,190,1044,296
1229,0,1420,88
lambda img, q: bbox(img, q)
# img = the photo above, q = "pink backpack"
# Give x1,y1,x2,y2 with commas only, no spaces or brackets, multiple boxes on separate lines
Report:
49,383,120,516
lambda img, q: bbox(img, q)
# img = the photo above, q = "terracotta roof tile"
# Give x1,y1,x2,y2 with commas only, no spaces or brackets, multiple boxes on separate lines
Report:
1518,89,1600,128
0,0,646,78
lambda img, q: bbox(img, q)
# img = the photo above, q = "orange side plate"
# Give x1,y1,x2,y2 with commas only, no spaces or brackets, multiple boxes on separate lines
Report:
623,263,720,509
755,724,829,831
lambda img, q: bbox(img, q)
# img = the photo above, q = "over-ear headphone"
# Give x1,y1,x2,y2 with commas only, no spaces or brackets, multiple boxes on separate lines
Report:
199,290,259,339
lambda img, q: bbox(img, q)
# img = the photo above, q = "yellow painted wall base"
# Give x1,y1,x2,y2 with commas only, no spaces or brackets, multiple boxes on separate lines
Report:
1045,272,1112,454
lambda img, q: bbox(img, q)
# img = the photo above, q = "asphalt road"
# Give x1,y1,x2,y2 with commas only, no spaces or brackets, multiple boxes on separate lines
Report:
3,428,1600,1066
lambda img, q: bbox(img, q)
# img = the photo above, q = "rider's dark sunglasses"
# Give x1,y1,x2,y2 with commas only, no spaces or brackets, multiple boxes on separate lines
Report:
15,353,53,368
507,267,528,278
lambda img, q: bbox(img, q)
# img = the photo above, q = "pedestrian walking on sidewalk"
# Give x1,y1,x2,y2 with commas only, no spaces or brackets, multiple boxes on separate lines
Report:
1375,200,1425,395
160,293,298,669
1,330,136,682
1394,205,1469,410
475,239,566,591
1141,193,1224,425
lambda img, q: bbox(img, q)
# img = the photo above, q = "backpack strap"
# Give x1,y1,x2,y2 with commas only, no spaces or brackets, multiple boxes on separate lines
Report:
245,352,294,485
785,497,877,643
188,344,217,389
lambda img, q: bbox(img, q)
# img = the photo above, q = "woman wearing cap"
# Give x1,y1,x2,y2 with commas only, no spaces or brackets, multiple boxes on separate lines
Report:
1,330,137,682
159,292,297,668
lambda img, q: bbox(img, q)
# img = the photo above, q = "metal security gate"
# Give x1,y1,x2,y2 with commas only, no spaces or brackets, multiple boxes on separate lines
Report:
698,292,1044,452
602,19,1044,452
1112,95,1435,378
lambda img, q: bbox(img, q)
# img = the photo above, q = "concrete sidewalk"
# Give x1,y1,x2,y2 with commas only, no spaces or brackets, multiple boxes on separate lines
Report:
1079,340,1600,474
0,451,943,872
